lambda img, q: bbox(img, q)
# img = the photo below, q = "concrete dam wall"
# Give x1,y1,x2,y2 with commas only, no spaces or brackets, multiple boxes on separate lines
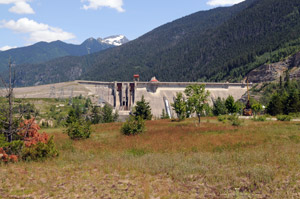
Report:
9,80,250,118
78,81,249,118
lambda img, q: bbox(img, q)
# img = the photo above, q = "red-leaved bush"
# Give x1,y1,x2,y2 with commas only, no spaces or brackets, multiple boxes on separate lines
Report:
0,147,18,163
18,118,49,147
0,118,58,163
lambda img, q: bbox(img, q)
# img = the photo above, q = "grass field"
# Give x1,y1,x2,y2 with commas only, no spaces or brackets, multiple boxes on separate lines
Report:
1,118,300,198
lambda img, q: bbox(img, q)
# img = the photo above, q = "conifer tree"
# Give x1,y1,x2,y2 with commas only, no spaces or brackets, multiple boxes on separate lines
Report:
133,95,152,120
171,92,186,121
91,106,101,124
285,70,290,89
267,92,285,116
102,104,118,123
285,89,300,114
212,97,227,116
225,95,238,114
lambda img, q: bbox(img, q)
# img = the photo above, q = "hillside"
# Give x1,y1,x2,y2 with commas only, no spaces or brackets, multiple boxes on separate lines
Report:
11,0,300,86
0,38,114,72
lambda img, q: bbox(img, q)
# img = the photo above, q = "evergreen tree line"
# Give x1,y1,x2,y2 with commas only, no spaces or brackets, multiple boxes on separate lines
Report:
212,96,245,116
65,98,119,140
67,101,119,125
266,75,300,116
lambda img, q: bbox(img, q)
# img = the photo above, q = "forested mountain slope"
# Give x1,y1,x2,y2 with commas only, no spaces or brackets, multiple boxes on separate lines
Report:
0,38,113,72
12,0,300,86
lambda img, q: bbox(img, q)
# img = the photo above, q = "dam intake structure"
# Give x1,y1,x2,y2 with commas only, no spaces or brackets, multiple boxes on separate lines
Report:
10,80,251,118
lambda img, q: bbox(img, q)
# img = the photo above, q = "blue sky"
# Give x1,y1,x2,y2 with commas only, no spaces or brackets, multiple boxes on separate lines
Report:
0,0,244,51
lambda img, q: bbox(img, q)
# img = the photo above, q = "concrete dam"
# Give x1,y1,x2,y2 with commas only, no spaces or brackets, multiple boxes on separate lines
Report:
12,80,250,118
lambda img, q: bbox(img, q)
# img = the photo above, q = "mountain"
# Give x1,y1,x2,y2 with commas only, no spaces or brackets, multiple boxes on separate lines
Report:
0,36,129,72
11,0,300,86
98,35,129,46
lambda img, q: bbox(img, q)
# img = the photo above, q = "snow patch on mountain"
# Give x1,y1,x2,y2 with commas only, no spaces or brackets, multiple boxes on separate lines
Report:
0,45,17,51
98,35,129,46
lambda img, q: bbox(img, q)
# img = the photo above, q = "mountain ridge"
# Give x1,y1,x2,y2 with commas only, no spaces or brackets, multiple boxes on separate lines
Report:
8,0,300,86
0,35,129,72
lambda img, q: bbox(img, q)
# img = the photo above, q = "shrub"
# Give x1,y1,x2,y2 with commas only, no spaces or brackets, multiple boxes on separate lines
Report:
252,115,267,122
231,118,243,126
65,119,91,140
0,147,18,163
18,119,50,147
276,115,292,121
252,103,263,115
1,118,58,162
18,118,59,161
0,139,24,157
228,114,243,126
288,112,300,118
126,148,147,157
121,116,145,136
21,136,58,161
218,115,227,123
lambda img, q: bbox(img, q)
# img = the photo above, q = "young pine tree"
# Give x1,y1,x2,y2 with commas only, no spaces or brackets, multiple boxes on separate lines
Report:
212,97,227,116
133,95,152,120
285,89,300,114
171,92,186,121
267,92,285,116
102,104,118,123
225,95,238,114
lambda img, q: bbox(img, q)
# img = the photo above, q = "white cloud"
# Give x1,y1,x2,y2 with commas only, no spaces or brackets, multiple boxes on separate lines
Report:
1,18,75,43
207,0,245,6
81,0,125,12
0,0,34,14
0,45,17,51
9,1,34,14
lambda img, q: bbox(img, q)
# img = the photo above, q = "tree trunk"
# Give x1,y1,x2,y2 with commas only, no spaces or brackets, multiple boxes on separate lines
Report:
198,115,201,124
8,59,13,142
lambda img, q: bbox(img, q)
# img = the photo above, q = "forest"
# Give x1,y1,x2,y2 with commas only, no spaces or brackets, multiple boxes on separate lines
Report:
7,0,300,86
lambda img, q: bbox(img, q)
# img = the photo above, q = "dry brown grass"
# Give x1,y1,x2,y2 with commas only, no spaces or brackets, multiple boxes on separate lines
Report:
70,119,266,153
1,118,300,198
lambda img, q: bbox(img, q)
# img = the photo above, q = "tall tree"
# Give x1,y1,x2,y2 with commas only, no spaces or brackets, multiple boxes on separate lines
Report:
0,59,18,142
184,84,210,124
